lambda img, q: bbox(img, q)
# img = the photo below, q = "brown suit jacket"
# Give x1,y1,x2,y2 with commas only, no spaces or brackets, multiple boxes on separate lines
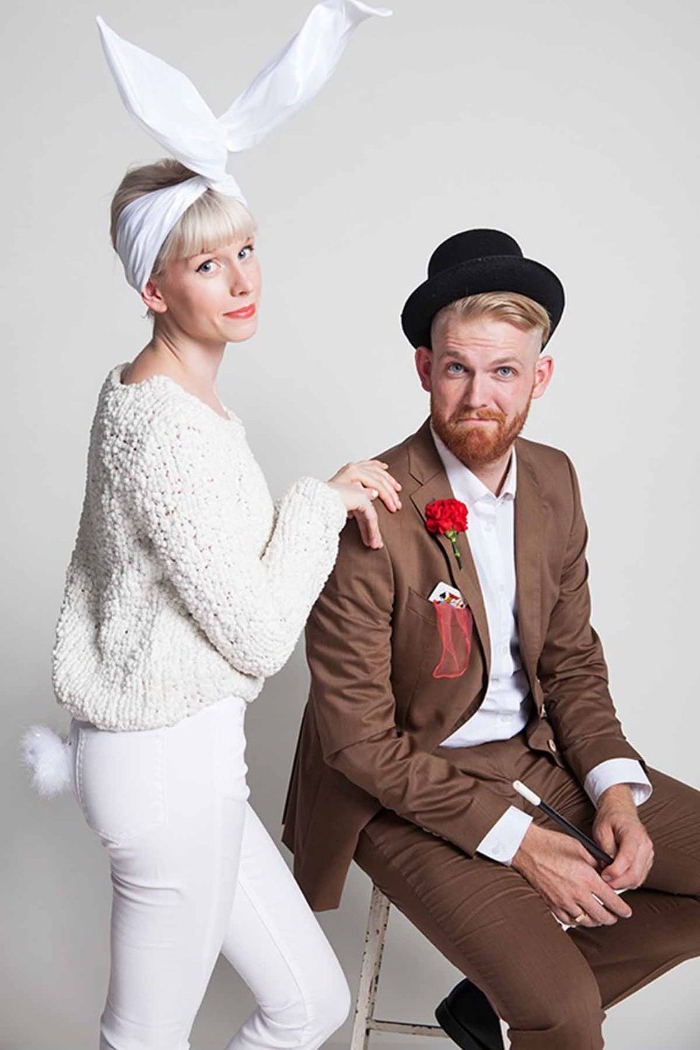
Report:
282,421,642,910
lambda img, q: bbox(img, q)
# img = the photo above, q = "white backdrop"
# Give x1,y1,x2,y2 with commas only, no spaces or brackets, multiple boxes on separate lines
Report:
2,1,699,1047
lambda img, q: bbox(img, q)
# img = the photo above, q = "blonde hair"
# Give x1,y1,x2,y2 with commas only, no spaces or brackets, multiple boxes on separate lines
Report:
110,159,256,278
432,292,551,347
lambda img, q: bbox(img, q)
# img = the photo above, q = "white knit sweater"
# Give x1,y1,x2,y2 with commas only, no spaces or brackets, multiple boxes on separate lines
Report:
52,365,347,730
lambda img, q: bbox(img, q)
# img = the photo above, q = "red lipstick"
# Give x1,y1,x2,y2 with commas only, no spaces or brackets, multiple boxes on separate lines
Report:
225,304,256,319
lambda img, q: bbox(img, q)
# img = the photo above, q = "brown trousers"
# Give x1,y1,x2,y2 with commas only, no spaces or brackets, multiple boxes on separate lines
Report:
354,734,700,1050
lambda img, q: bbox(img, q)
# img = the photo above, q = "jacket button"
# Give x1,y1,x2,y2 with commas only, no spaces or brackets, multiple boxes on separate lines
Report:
548,739,558,753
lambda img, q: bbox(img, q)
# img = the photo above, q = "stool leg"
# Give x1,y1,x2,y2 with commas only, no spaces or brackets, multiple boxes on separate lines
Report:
350,885,392,1050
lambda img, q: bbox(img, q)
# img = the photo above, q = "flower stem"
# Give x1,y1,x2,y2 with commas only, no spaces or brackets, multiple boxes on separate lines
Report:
447,530,462,566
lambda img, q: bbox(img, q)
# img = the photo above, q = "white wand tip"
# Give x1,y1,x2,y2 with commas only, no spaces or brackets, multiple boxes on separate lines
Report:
513,780,541,807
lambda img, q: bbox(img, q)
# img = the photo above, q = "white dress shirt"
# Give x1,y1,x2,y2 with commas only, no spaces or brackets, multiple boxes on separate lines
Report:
431,430,651,864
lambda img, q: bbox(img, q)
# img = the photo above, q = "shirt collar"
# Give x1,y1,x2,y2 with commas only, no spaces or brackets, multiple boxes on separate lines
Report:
430,424,518,504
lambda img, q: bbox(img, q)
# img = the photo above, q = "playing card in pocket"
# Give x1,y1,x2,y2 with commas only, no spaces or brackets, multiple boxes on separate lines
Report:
428,582,466,609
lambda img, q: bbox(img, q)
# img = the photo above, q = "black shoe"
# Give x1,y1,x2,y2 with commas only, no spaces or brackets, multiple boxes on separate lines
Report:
435,978,504,1050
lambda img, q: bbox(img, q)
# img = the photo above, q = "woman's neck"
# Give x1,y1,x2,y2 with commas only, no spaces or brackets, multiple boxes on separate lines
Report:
123,331,228,417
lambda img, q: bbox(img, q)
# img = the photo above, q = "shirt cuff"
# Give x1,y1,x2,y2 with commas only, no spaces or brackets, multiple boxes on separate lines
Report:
476,806,533,865
583,759,652,807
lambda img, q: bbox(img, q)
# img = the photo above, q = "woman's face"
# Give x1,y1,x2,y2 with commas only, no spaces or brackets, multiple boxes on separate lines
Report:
143,234,262,347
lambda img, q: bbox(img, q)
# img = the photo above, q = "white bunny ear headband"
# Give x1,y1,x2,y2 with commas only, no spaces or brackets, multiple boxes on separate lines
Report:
97,0,391,294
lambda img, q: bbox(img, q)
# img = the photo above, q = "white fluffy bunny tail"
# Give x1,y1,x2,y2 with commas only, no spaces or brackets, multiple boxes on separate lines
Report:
20,725,72,798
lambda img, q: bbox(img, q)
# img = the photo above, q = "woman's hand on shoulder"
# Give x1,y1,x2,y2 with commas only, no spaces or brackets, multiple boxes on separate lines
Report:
327,460,402,550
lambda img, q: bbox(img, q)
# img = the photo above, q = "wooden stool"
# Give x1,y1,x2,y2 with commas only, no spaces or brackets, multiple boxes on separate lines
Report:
350,884,449,1049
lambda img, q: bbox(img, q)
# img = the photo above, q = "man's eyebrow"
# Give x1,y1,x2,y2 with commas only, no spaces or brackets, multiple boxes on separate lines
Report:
439,350,522,366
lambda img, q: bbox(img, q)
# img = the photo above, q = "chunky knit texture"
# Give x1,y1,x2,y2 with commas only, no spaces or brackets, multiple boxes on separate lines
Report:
53,365,347,730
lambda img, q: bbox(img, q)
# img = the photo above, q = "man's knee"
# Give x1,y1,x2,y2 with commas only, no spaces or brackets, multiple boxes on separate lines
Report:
505,972,604,1050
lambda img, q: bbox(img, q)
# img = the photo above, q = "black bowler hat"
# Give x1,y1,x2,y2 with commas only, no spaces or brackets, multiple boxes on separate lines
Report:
400,229,565,349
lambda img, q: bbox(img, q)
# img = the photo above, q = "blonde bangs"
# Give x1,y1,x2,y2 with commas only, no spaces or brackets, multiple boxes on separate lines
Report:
433,292,551,347
155,191,256,273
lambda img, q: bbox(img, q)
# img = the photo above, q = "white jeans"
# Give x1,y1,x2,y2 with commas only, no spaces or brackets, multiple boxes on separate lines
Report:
69,697,350,1050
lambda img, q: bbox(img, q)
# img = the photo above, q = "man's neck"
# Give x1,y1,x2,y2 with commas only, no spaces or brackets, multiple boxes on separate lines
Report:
466,450,514,497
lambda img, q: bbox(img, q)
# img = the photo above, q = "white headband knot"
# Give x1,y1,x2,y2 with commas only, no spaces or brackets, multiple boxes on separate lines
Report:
98,0,391,293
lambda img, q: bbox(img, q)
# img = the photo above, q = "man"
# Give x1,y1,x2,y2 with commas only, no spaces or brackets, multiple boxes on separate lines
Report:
282,229,700,1050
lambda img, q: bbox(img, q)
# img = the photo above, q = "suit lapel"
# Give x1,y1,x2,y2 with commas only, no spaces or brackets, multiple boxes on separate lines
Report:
513,443,544,681
408,422,491,675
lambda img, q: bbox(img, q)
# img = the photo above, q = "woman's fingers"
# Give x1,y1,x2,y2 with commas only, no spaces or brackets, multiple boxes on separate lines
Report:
354,469,400,512
350,502,383,549
353,459,401,489
327,479,388,547
328,461,402,513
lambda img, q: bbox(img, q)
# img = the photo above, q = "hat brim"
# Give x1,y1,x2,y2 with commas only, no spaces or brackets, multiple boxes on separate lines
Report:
401,256,565,349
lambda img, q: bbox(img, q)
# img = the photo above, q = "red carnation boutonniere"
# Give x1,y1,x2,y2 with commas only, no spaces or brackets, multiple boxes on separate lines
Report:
425,499,468,567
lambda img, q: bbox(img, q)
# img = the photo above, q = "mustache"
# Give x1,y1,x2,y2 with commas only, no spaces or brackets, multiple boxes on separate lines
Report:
451,409,506,424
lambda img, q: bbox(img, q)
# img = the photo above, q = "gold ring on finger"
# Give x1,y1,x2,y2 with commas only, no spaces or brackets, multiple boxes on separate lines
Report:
573,912,587,925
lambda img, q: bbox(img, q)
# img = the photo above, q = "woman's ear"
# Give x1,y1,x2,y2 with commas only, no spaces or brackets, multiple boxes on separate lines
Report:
141,278,168,315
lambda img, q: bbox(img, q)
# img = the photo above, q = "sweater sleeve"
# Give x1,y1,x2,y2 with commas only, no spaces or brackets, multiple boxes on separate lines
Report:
125,417,347,680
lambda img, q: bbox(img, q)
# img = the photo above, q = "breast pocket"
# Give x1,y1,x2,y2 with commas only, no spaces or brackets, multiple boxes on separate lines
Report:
405,586,439,623
405,587,473,678
73,723,167,846
396,588,479,737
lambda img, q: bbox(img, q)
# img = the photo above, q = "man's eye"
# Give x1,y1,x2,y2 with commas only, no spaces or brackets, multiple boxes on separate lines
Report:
447,363,464,373
497,367,514,377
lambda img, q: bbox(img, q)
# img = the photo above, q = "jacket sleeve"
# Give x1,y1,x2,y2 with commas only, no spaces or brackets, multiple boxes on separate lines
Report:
307,518,513,856
537,457,643,783
125,418,347,679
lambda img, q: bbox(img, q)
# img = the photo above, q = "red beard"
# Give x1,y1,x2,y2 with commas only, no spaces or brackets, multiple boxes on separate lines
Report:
431,398,532,468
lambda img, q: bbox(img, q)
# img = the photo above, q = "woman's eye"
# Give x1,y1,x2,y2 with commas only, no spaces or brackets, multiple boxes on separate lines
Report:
238,244,254,261
196,260,215,274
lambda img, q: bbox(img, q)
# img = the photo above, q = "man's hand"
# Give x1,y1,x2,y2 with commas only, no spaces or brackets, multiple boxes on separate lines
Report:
511,823,633,928
593,784,654,891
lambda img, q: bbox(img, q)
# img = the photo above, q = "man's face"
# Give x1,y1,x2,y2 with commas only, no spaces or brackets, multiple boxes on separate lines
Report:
415,314,553,469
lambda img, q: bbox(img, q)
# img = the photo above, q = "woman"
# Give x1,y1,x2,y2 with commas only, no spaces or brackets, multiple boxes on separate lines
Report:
48,6,397,1048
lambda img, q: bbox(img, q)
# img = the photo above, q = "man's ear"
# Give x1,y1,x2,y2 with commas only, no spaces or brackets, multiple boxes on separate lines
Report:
415,346,433,392
532,354,554,400
141,278,168,315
